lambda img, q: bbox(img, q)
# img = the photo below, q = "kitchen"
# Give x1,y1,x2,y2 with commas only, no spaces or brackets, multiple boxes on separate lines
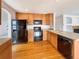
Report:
0,0,79,59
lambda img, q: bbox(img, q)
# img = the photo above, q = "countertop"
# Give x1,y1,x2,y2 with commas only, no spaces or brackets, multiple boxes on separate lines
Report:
48,30,79,41
0,38,11,46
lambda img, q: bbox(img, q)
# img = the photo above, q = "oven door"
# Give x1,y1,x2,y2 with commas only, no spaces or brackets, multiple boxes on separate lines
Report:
34,31,41,37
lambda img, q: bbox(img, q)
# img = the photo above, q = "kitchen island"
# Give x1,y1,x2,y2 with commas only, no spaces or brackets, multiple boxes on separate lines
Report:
0,38,12,59
48,30,79,59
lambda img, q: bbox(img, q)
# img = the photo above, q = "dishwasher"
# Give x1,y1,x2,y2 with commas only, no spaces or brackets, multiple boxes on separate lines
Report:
58,35,73,59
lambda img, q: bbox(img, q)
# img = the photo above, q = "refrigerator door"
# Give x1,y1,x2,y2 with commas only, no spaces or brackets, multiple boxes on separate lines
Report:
12,20,17,30
17,20,27,43
12,20,18,44
12,20,28,44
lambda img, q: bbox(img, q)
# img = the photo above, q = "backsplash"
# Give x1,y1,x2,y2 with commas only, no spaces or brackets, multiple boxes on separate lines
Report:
27,25,50,30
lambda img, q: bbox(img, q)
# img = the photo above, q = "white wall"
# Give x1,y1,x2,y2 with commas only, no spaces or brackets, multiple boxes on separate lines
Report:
55,14,63,31
0,2,16,38
0,9,8,38
2,1,16,19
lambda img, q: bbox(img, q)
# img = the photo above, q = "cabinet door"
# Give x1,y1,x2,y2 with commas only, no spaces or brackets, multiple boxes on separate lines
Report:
33,14,44,24
46,14,53,25
48,32,58,49
0,40,12,59
58,35,72,59
46,14,50,25
33,14,42,20
16,13,28,20
28,14,34,24
47,31,50,41
43,30,47,40
28,30,34,42
49,14,53,25
42,14,46,25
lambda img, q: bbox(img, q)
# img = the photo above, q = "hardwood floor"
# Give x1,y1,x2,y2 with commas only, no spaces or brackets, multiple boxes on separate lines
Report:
12,41,65,59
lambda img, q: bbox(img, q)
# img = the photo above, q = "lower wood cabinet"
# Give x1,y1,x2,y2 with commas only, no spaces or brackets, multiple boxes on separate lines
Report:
0,39,12,59
47,31,79,59
58,35,72,59
43,30,47,41
28,30,34,42
47,31,58,49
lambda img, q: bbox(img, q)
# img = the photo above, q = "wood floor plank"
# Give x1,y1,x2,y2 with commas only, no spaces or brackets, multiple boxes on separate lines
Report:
12,41,65,59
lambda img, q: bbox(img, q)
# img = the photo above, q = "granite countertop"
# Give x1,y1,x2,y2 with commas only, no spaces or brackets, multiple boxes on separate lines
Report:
0,38,11,46
48,30,79,41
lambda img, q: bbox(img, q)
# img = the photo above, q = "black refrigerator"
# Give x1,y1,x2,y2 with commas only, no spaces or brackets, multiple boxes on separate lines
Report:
12,20,28,44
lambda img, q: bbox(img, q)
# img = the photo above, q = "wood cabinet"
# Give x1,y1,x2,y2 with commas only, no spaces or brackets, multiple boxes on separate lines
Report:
46,14,49,25
28,30,34,42
16,13,53,25
42,14,46,24
43,30,47,40
0,39,12,59
28,13,34,24
46,14,53,25
49,14,53,26
16,13,29,20
33,14,46,25
47,31,58,49
47,31,50,41
33,14,42,20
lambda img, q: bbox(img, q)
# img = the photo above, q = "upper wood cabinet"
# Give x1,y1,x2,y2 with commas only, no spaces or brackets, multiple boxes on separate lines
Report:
42,14,46,24
0,0,1,24
33,14,42,20
33,14,47,25
46,13,53,25
16,13,29,20
28,13,34,24
16,13,53,25
50,14,53,25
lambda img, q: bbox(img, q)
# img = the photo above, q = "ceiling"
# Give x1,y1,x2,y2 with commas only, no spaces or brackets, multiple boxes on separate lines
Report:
3,0,79,14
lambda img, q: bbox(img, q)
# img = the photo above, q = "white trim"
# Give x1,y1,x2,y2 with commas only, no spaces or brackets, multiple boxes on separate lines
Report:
53,13,56,30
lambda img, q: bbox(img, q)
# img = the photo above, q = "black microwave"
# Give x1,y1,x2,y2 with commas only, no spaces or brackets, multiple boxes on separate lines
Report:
33,20,42,25
74,29,79,33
